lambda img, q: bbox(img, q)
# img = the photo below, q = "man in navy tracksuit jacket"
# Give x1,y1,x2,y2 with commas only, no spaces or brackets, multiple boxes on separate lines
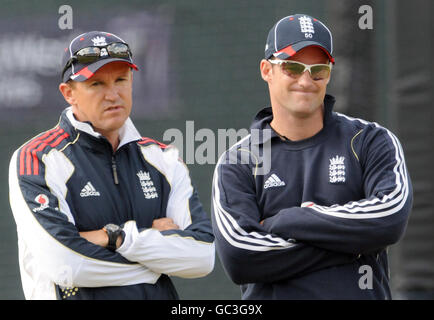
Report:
212,14,412,299
9,31,214,299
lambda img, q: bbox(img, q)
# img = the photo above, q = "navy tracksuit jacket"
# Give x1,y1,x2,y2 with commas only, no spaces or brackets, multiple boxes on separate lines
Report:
9,107,215,299
212,94,412,299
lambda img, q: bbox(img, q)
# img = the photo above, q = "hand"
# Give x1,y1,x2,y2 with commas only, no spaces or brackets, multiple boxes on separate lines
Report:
152,217,179,231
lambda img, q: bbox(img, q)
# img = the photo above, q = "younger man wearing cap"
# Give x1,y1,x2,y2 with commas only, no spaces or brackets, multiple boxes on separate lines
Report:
9,31,215,300
212,14,412,299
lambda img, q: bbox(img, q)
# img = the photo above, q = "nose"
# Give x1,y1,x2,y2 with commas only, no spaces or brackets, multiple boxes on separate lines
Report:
297,70,315,87
104,84,120,102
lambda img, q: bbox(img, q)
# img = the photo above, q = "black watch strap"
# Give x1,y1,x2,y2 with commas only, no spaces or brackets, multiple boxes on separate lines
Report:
104,224,122,251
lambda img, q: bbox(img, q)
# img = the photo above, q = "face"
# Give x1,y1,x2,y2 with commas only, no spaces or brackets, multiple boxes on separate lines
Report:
260,46,331,119
59,62,133,138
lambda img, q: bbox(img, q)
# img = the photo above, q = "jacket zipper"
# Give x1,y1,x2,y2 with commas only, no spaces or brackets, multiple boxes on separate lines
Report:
111,155,119,185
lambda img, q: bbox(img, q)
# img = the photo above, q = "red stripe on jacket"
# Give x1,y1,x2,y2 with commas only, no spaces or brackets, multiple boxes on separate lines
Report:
138,137,168,149
19,128,62,175
20,128,69,176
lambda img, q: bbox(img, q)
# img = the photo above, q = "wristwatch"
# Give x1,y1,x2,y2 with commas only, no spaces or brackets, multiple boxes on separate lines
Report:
103,223,122,251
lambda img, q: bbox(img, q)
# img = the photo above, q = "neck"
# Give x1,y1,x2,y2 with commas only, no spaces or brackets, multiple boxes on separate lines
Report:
270,104,325,141
71,109,121,152
101,131,120,152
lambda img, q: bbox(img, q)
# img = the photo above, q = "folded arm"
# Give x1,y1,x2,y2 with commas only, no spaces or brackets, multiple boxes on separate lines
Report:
262,128,413,255
9,149,160,290
212,151,356,285
116,146,215,278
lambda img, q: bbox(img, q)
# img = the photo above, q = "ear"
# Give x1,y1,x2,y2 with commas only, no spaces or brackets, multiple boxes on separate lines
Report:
58,82,76,106
260,59,273,83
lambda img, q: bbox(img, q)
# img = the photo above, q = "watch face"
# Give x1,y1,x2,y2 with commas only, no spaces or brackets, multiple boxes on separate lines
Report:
105,224,120,232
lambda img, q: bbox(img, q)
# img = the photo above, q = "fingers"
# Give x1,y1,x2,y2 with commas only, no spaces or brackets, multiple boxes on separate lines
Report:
152,217,180,231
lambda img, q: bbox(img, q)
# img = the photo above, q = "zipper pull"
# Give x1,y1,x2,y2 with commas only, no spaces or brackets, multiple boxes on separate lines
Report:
111,156,119,185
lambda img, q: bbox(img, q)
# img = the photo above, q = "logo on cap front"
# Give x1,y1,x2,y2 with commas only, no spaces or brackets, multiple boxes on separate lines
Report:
298,16,315,38
91,36,107,46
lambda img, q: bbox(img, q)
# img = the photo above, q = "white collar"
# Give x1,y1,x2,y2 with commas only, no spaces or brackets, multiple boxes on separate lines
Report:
65,107,142,150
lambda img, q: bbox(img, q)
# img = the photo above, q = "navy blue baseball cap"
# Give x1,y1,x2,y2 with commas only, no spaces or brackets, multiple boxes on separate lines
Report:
265,14,334,63
61,31,138,83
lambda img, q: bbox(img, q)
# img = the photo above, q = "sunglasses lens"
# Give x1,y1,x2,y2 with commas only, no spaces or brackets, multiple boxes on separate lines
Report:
107,43,130,58
281,62,306,76
75,47,100,64
311,65,331,80
67,43,131,75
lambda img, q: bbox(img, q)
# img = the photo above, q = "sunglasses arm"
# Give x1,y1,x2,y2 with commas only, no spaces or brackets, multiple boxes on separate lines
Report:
61,56,78,80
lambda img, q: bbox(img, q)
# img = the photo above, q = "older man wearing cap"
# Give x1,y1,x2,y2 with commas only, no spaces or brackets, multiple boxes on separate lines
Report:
9,31,215,300
212,14,412,299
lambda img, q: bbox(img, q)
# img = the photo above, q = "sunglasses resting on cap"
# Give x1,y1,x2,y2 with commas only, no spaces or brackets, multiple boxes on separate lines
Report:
61,31,138,83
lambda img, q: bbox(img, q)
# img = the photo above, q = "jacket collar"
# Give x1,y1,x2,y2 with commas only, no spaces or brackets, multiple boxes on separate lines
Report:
250,94,336,146
63,106,142,150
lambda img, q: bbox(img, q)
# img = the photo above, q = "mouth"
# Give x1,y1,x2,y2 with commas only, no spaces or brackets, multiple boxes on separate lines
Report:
104,105,124,112
291,89,316,94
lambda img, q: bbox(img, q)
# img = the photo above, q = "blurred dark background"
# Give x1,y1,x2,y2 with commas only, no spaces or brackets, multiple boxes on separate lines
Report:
0,0,433,299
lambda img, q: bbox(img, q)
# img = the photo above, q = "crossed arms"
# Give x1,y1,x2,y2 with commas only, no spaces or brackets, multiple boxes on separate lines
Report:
9,146,214,296
212,128,412,284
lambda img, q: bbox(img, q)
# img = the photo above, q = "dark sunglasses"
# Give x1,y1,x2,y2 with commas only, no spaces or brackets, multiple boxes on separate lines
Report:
62,42,132,79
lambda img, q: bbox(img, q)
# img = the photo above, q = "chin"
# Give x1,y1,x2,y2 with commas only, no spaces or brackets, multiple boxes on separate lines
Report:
102,117,128,132
285,102,317,116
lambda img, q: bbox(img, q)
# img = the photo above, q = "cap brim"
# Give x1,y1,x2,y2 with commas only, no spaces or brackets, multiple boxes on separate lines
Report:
273,41,335,64
67,58,138,82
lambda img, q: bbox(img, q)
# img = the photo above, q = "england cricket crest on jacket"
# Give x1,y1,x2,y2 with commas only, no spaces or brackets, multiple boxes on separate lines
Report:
137,170,158,199
329,155,346,184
